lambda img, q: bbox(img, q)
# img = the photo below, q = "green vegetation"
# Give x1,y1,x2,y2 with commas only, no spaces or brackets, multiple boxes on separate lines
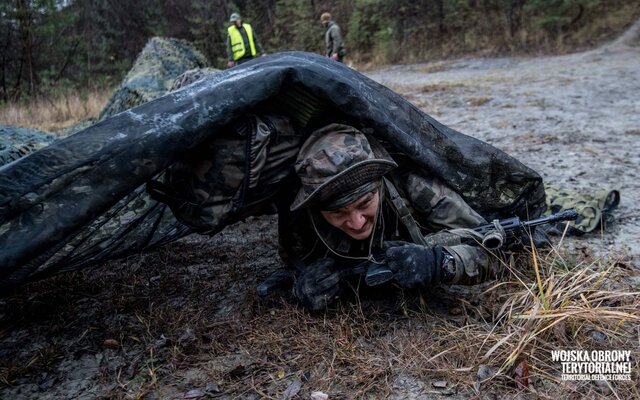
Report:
1,0,639,102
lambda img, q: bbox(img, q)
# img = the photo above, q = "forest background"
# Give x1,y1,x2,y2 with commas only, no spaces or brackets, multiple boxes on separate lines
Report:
1,0,640,108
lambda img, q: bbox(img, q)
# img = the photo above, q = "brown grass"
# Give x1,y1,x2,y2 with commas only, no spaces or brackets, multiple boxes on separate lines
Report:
467,96,492,106
222,246,640,398
0,204,638,399
0,88,112,133
419,82,466,93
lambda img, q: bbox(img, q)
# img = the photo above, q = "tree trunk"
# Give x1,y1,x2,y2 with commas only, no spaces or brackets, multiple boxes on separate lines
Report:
15,0,35,95
436,0,445,36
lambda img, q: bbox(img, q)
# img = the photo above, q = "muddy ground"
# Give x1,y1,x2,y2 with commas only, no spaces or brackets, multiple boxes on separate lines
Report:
1,27,639,400
368,33,640,261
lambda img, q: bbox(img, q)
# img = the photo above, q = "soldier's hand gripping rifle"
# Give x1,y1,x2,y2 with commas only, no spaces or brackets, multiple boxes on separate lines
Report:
365,209,579,286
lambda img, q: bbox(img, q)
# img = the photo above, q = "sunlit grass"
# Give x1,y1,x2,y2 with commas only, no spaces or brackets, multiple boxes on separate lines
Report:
0,88,112,133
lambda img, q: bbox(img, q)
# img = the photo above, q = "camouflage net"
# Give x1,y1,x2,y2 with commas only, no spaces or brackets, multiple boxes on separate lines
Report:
0,39,220,289
98,37,211,120
544,184,620,235
170,67,221,91
0,125,55,167
0,51,545,293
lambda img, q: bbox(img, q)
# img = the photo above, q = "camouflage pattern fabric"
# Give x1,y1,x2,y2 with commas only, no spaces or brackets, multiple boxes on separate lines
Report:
170,67,221,91
443,244,502,284
397,172,487,230
155,113,303,233
0,51,544,293
0,125,55,167
282,154,498,284
20,183,191,284
98,37,210,120
291,124,397,211
0,39,215,289
544,184,620,235
393,170,501,285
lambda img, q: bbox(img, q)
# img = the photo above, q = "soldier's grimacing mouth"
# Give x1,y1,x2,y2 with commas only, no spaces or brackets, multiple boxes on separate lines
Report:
344,219,374,240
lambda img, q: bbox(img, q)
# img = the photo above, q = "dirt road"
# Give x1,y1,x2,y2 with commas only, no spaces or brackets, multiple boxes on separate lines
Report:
367,36,640,261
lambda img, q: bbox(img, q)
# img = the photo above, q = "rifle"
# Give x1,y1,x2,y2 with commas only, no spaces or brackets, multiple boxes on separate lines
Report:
365,209,579,286
257,210,579,295
468,208,578,250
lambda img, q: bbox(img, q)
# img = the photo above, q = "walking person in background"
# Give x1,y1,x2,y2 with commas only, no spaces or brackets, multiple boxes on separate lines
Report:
320,12,346,62
226,12,265,68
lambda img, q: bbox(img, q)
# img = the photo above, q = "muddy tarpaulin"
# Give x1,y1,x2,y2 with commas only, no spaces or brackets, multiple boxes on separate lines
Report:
0,52,545,292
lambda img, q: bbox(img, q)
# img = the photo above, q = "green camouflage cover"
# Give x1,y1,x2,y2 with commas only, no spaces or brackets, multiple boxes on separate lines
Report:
0,51,545,292
98,37,210,120
544,184,620,235
0,125,55,167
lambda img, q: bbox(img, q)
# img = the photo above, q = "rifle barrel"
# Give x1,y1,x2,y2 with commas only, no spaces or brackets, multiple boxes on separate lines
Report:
522,209,579,228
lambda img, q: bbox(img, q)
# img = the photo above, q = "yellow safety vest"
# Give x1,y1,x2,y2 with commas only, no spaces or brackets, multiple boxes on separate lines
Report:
228,23,257,61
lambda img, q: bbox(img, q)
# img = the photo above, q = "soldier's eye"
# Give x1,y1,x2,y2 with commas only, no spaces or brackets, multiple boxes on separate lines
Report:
360,197,373,207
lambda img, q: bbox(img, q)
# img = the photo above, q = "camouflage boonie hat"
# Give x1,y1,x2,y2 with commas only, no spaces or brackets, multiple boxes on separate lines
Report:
291,124,397,211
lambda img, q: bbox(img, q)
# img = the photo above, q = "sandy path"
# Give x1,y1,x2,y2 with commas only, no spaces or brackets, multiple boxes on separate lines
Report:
366,41,640,261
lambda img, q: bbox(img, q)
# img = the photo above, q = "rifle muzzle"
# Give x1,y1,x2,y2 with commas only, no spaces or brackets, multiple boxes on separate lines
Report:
482,230,504,250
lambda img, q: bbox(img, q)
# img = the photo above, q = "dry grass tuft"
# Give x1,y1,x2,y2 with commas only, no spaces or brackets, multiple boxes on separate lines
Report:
189,242,640,398
460,245,640,398
0,88,111,133
419,82,466,93
467,96,492,107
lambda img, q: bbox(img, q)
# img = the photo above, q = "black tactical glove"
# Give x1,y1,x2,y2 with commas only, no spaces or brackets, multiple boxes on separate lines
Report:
529,227,552,248
383,241,446,289
508,227,552,250
293,258,341,311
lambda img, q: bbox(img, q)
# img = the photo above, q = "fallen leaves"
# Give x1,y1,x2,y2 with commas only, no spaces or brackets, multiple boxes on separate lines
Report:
513,359,529,389
103,339,120,348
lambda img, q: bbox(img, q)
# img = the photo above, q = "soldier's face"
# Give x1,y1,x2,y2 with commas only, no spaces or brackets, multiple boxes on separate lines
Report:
320,191,380,240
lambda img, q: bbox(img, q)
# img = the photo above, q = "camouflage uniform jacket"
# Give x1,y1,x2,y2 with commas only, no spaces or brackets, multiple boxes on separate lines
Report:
155,114,303,235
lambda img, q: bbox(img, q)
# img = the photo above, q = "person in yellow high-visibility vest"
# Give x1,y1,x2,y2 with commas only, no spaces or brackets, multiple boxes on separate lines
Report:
226,13,265,68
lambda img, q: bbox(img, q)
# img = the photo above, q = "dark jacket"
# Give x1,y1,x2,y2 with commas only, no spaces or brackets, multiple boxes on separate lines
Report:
325,21,344,59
